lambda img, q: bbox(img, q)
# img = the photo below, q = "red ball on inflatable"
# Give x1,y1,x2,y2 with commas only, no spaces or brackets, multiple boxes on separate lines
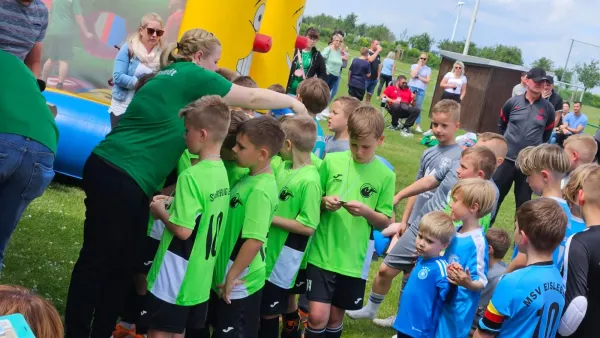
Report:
253,33,272,53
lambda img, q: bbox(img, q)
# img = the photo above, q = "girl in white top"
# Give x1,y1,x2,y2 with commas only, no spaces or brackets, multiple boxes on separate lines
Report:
440,61,467,103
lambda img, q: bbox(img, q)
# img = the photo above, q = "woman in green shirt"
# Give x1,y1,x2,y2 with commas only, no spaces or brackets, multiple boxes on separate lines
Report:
321,33,344,91
65,28,307,338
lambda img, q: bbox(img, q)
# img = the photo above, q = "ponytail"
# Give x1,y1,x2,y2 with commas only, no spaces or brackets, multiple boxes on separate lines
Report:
159,29,221,69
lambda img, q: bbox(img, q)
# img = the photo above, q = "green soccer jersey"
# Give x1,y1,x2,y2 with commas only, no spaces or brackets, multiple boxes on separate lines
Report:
94,61,232,197
444,191,491,233
147,160,230,306
308,151,395,278
224,160,249,188
265,161,321,289
177,150,199,175
213,172,278,299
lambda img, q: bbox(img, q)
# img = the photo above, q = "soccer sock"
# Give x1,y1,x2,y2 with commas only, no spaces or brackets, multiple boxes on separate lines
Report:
365,291,385,314
281,310,301,338
325,324,343,338
258,317,280,338
304,326,326,338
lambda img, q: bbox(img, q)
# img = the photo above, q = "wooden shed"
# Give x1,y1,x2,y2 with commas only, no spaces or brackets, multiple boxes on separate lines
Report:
431,51,529,133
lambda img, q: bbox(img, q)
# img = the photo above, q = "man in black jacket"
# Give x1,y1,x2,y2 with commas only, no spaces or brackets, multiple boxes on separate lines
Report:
286,27,327,95
543,76,564,113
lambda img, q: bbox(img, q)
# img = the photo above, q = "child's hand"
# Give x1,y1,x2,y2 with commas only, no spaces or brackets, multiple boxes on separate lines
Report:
343,201,368,217
150,199,166,219
324,196,342,211
217,278,245,304
447,266,472,287
395,222,408,237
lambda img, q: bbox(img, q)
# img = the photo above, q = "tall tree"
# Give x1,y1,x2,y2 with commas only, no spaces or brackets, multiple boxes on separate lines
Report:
342,13,358,32
408,33,434,52
531,57,554,71
477,45,523,66
554,66,574,83
575,60,600,92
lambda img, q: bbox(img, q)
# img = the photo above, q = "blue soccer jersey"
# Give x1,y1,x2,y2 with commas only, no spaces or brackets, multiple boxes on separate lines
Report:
549,197,573,271
478,261,565,338
312,118,326,159
436,227,488,338
393,256,452,337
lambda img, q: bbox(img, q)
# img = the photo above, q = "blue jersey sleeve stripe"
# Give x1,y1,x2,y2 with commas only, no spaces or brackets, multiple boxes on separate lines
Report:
473,232,488,287
436,259,446,277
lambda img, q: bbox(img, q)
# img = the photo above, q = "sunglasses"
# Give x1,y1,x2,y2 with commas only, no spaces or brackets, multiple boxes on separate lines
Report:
146,27,164,37
399,82,407,85
454,66,462,70
420,57,428,60
308,35,319,41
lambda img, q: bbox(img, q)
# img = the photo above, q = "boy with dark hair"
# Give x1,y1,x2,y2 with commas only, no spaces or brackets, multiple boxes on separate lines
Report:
203,117,285,337
304,106,395,338
325,96,362,155
143,96,232,337
222,110,250,187
259,116,322,338
232,76,259,118
297,77,330,160
476,198,567,338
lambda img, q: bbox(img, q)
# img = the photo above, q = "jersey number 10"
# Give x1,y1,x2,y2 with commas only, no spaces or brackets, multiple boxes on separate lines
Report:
532,301,560,338
205,212,224,260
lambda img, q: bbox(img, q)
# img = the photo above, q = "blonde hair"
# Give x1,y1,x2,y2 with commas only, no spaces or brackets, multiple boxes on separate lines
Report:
333,96,362,117
461,146,497,180
516,144,570,176
431,99,460,122
278,115,317,152
516,198,567,253
453,61,465,76
0,285,63,338
160,29,221,68
419,211,456,245
386,51,396,59
477,132,508,160
563,163,600,207
582,165,600,207
360,47,369,56
179,95,231,142
348,106,385,140
564,134,598,164
451,178,496,218
126,13,164,63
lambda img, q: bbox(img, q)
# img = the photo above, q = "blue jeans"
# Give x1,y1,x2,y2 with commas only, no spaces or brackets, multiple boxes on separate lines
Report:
0,133,55,270
409,86,426,124
330,75,341,102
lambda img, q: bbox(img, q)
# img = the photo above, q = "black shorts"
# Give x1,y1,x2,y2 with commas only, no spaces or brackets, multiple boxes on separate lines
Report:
348,86,365,101
260,281,290,316
289,269,307,294
305,264,367,311
133,236,161,274
205,289,263,337
141,292,208,334
45,34,74,61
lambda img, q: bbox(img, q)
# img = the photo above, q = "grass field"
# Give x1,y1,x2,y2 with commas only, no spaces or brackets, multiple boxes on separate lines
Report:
1,42,598,337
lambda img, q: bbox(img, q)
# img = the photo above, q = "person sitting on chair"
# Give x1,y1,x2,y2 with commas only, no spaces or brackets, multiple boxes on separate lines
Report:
382,75,420,137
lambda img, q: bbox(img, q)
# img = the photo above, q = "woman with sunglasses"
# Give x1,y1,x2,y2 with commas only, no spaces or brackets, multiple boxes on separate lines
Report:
408,52,432,133
108,13,165,128
440,61,467,103
285,27,327,95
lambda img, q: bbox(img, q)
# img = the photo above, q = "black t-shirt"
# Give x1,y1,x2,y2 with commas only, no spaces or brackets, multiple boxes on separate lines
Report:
367,50,381,80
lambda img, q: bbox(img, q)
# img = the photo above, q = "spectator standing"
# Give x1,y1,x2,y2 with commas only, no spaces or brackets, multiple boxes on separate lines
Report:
376,51,396,99
542,76,564,112
347,47,371,101
0,0,49,77
440,61,467,103
321,33,344,91
285,27,326,96
555,101,588,146
408,52,432,133
512,71,527,97
491,67,555,224
364,39,383,104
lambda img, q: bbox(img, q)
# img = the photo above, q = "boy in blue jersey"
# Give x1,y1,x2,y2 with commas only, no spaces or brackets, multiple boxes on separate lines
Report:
393,211,456,338
297,78,330,160
507,144,571,273
475,198,567,338
436,179,496,338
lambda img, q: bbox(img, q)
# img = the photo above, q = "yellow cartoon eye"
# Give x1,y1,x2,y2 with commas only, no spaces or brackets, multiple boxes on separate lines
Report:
253,3,266,32
295,15,303,34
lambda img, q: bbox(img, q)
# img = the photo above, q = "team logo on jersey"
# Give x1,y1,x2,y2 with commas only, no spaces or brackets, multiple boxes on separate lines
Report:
229,194,243,208
360,184,377,198
279,187,294,201
418,266,430,280
448,254,460,264
333,174,343,181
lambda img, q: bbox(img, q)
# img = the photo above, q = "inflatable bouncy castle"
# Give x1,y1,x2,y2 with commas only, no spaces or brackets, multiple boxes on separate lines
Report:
40,0,307,179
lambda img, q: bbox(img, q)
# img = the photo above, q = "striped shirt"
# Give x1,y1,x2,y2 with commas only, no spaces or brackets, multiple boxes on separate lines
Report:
0,0,48,60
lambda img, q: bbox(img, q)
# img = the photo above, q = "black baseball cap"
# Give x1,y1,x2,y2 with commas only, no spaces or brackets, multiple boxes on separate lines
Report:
526,67,548,82
544,75,554,84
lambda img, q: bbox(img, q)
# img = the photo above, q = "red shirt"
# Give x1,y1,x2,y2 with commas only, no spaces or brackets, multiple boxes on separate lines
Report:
383,85,413,103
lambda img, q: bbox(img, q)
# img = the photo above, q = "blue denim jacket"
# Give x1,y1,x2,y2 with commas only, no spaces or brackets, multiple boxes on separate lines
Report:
111,42,140,101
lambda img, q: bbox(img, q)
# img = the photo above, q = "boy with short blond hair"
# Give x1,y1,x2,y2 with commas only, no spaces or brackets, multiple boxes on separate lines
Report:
562,134,598,186
562,163,599,233
476,198,567,338
559,164,600,337
325,96,362,155
144,96,232,337
297,77,330,160
393,211,456,338
305,106,395,338
259,115,322,338
435,178,496,337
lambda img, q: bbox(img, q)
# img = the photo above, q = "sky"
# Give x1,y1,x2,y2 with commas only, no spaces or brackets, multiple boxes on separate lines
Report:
304,0,600,73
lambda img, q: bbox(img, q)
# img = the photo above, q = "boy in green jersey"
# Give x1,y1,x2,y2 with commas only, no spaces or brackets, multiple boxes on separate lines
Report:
305,106,396,338
221,110,250,187
143,96,232,337
204,117,285,338
258,116,322,338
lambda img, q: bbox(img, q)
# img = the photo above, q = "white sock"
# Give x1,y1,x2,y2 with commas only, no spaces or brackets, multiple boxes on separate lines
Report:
365,291,385,314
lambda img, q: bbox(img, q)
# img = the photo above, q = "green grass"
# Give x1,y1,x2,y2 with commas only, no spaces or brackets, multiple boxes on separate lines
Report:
1,44,526,337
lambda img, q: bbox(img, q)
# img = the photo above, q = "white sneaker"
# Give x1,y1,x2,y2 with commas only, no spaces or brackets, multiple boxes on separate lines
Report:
346,307,376,320
423,129,433,137
392,335,397,338
373,315,396,328
414,126,423,133
400,128,413,137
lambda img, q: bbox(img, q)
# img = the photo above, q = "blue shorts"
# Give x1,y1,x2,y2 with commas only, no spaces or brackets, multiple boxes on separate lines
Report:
365,79,378,94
